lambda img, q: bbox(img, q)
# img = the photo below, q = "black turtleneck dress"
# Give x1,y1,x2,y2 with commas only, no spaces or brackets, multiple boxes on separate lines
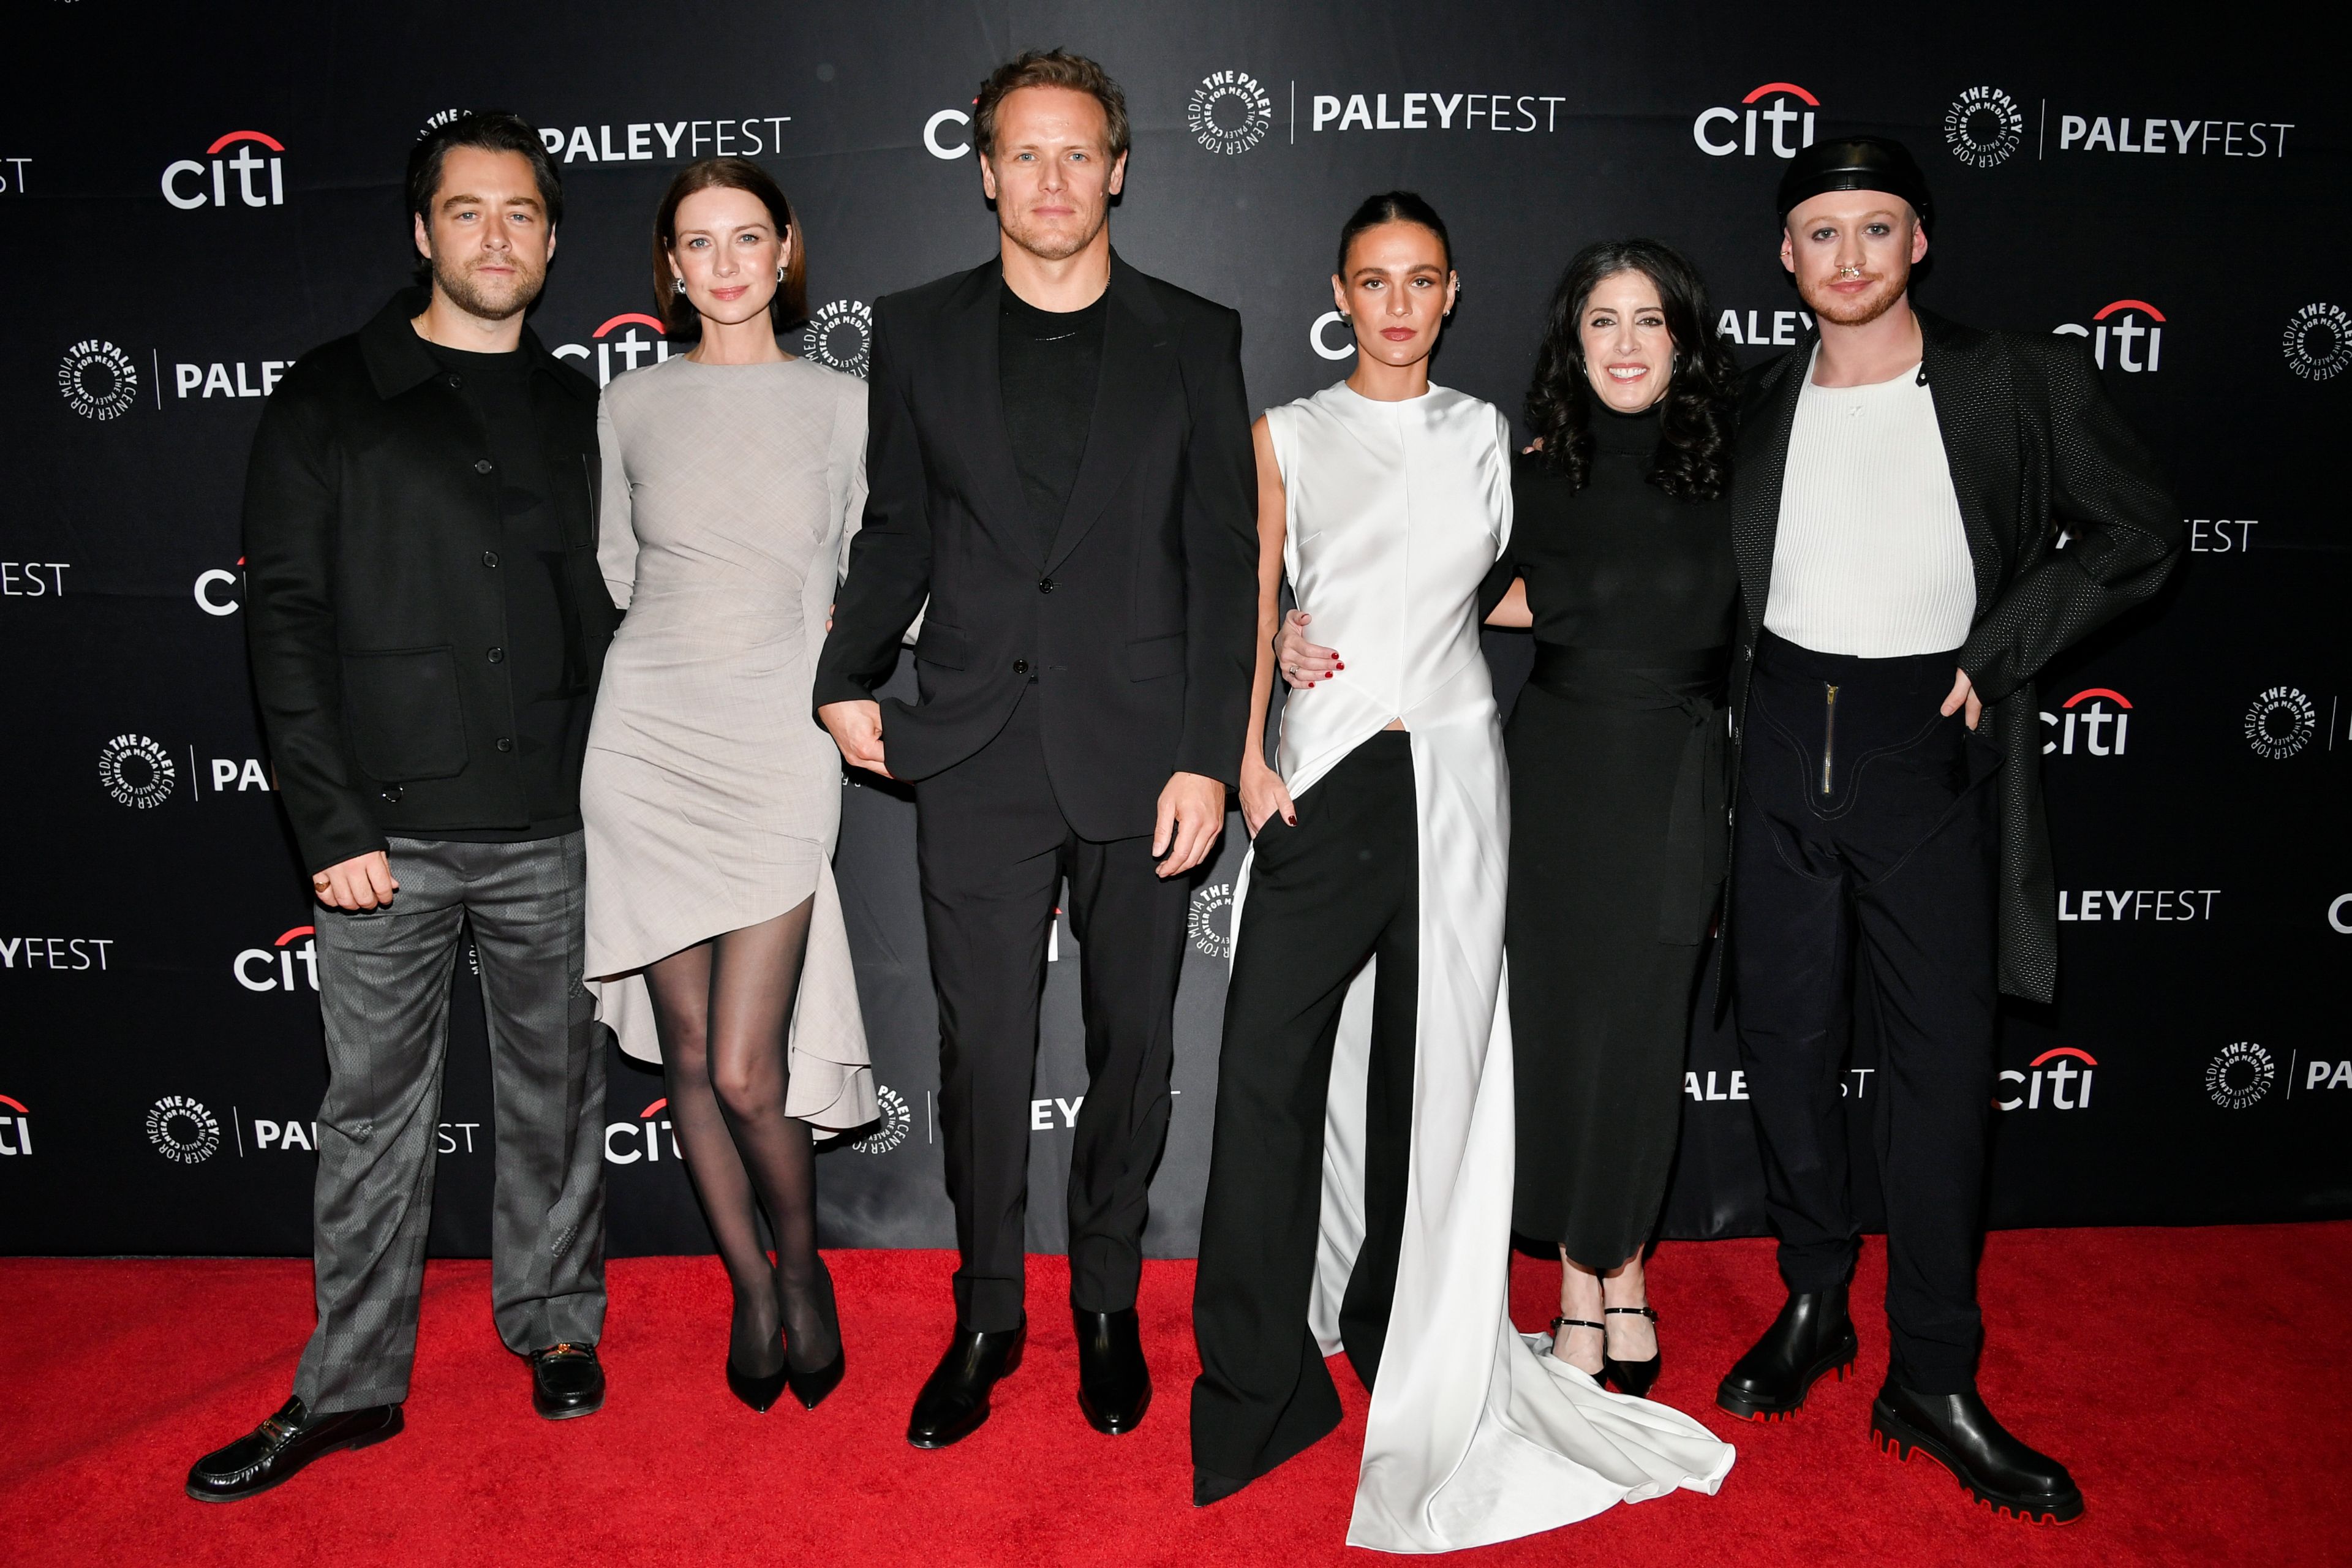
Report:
1491,405,1736,1268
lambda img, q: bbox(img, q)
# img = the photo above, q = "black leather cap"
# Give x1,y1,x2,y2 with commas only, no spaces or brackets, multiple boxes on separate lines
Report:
1776,136,1934,233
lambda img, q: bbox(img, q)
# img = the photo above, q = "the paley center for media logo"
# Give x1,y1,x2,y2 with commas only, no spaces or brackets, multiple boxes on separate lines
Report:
58,341,140,421
1943,86,2025,168
1189,71,1273,155
2282,303,2350,382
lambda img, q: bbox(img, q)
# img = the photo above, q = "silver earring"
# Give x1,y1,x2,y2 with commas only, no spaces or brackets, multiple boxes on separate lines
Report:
775,265,786,282
673,278,686,295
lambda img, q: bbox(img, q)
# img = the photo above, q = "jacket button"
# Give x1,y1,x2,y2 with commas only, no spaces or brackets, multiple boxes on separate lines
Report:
481,551,499,568
380,785,404,804
445,374,462,390
1012,659,1030,676
496,737,514,753
474,459,495,475
1037,578,1055,594
487,646,505,663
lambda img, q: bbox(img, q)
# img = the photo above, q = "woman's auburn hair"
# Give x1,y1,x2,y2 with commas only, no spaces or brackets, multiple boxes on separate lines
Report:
651,157,808,335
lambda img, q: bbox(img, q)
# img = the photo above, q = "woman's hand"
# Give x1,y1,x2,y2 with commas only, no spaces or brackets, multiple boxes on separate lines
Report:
1238,758,1298,837
1276,609,1342,689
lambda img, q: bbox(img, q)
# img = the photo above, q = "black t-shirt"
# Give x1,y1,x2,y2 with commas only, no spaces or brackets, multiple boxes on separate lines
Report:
426,341,591,840
998,284,1107,559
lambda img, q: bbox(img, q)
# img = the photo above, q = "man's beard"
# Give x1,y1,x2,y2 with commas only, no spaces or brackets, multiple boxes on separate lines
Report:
431,251,545,320
1001,203,1105,263
1800,257,1910,327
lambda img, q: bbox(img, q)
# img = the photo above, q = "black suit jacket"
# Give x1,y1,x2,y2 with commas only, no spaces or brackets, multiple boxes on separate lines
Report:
1728,307,2181,1001
243,289,617,875
813,252,1258,839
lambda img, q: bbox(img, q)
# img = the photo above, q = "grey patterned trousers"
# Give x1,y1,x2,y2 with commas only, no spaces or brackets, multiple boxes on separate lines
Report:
293,833,607,1414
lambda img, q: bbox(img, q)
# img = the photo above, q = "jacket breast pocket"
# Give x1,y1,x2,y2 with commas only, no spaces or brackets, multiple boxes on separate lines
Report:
914,620,968,671
1126,631,1183,682
341,646,469,781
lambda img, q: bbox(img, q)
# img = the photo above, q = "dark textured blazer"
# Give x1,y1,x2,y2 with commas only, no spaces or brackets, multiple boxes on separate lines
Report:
813,252,1258,839
1728,306,2182,1001
243,289,617,875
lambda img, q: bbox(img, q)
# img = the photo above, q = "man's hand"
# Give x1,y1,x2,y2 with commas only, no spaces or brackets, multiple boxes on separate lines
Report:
314,850,398,911
818,698,892,777
1940,668,1984,731
1153,771,1226,878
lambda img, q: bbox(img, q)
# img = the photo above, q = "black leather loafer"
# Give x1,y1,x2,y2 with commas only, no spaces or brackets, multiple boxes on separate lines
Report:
907,1323,1025,1449
1074,1306,1151,1435
1872,1380,2084,1524
1716,1281,1858,1421
186,1396,402,1502
530,1342,606,1420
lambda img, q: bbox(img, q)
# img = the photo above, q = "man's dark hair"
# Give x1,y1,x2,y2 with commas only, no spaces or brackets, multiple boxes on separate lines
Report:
406,111,564,235
973,50,1130,163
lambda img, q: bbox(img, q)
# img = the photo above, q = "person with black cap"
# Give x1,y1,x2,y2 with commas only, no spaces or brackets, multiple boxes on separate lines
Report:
1711,135,2179,1523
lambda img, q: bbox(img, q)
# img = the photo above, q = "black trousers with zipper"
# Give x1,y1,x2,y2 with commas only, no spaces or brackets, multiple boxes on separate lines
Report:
1732,629,2002,1394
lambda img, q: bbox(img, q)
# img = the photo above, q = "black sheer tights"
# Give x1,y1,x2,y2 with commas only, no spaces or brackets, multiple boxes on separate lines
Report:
644,897,839,1377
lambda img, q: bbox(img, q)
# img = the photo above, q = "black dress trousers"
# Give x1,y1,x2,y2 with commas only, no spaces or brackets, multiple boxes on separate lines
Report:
1191,733,1417,1483
1732,630,2002,1393
913,688,1191,1333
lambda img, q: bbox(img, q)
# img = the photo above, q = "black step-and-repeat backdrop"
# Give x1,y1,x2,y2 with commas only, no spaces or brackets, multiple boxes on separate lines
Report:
4,4,2346,1261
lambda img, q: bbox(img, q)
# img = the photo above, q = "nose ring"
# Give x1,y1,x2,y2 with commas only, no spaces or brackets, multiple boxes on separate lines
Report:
1838,266,1863,280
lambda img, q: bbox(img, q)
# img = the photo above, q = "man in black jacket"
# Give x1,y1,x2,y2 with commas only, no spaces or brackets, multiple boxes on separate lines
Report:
187,114,619,1504
815,51,1257,1448
1712,138,2180,1523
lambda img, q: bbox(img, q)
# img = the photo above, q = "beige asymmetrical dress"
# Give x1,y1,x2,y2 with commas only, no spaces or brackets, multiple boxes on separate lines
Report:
582,353,876,1136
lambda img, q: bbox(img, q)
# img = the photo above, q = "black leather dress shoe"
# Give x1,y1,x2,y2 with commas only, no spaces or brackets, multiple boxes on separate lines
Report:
1074,1306,1151,1435
907,1323,1025,1449
186,1396,402,1502
1872,1380,2084,1524
1715,1281,1858,1421
530,1342,606,1420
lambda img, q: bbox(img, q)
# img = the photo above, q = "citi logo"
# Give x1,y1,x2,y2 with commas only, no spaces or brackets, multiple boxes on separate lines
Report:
2041,687,2130,756
604,1097,679,1164
1692,83,1819,159
233,925,318,993
195,559,244,617
163,130,285,209
2054,300,2165,372
1996,1047,2095,1111
553,313,670,388
0,1095,30,1157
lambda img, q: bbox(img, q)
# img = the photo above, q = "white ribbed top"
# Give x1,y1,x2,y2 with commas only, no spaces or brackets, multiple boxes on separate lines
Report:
1763,351,1975,657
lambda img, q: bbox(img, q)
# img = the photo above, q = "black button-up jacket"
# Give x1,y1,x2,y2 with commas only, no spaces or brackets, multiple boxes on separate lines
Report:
241,288,617,875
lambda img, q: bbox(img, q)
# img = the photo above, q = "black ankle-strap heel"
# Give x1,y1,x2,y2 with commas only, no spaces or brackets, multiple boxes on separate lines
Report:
1602,1305,1662,1398
1548,1316,1605,1379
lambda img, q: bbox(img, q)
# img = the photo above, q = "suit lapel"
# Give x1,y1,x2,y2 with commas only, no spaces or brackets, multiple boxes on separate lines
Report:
1917,309,2008,614
1735,341,1808,635
1046,254,1174,573
939,260,1036,555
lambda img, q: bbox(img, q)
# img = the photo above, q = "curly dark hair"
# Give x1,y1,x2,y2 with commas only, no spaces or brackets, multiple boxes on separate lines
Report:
1525,239,1738,500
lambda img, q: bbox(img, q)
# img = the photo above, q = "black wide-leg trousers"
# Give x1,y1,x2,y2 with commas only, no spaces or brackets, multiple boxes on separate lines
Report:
1192,733,1417,1482
913,690,1190,1333
1732,630,2002,1393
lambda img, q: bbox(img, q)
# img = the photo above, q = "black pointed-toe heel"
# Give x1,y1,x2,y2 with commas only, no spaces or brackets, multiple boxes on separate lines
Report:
1547,1316,1606,1379
786,1345,845,1411
1602,1305,1662,1398
726,1335,789,1414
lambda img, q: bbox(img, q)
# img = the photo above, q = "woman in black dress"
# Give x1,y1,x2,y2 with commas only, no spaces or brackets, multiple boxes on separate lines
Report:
1278,239,1738,1395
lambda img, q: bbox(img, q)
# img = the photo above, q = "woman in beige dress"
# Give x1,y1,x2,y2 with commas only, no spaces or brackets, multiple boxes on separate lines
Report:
583,157,876,1412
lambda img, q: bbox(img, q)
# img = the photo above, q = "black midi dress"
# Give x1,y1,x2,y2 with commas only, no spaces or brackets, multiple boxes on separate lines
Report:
1495,404,1736,1268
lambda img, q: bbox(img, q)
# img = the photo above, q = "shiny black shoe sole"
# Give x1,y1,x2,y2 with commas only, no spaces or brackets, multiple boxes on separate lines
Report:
1077,1379,1151,1436
786,1348,845,1411
534,1387,606,1420
1871,1398,2084,1525
184,1409,404,1503
907,1339,1022,1449
1714,1328,1859,1422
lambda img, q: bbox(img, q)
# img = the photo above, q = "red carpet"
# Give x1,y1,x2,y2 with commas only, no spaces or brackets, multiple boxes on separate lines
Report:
5,1226,2348,1566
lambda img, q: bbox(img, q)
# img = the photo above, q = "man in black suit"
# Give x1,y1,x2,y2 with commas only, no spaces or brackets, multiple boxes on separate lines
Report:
815,50,1256,1447
1713,138,2180,1523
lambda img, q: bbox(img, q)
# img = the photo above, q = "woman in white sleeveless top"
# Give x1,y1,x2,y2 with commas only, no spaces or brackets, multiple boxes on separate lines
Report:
1189,192,1732,1550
